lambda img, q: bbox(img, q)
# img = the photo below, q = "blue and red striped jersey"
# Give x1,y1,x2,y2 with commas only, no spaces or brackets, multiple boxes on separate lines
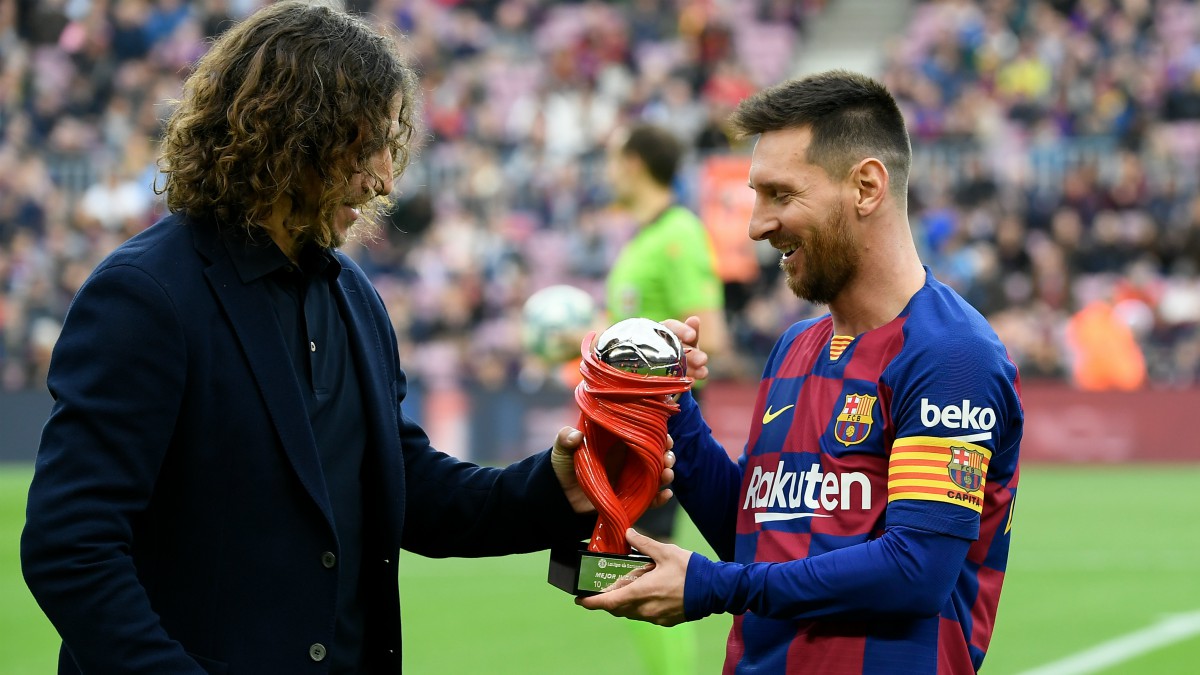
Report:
671,269,1022,674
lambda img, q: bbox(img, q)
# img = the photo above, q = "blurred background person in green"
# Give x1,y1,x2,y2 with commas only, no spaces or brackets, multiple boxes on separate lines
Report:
601,121,732,675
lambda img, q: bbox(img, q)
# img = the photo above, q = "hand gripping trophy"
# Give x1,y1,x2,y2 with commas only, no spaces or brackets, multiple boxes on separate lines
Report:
549,318,693,596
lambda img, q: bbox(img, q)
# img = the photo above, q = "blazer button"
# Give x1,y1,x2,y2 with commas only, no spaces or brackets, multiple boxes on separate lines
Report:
321,551,337,569
309,643,327,662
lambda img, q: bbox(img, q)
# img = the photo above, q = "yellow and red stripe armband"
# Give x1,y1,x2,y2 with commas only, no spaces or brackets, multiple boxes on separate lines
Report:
887,437,992,513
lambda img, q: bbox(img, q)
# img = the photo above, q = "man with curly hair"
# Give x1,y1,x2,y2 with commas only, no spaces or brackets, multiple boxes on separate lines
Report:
19,3,661,673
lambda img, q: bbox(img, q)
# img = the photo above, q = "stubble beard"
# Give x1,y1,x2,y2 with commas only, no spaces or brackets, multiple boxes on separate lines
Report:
293,198,380,251
339,216,380,247
289,212,341,251
785,200,860,305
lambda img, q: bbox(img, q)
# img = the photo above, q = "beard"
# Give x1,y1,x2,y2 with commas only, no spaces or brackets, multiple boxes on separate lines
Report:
289,192,383,251
784,200,860,305
285,213,343,251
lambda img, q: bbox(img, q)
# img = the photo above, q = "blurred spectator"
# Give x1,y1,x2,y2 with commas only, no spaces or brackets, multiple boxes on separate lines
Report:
884,0,1200,390
1066,289,1148,391
1,0,1200,408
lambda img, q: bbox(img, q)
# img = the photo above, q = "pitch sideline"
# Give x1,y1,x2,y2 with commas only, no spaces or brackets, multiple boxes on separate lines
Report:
1018,609,1200,675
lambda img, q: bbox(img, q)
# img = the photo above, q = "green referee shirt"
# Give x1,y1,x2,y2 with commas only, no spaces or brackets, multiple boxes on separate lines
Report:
606,205,724,323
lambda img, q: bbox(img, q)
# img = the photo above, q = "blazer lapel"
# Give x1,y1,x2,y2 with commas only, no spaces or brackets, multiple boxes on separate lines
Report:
195,226,336,532
333,267,404,544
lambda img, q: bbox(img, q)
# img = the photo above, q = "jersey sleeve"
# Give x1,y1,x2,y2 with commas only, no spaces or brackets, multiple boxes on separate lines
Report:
683,524,971,621
881,322,1022,541
667,392,742,561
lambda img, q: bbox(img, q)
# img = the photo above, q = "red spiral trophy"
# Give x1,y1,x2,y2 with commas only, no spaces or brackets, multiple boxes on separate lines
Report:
548,318,693,596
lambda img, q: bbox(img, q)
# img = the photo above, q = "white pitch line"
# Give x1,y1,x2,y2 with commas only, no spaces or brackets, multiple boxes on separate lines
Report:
1018,610,1200,675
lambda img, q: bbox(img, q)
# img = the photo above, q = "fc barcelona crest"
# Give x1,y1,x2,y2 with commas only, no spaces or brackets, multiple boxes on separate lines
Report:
834,393,877,446
948,446,985,492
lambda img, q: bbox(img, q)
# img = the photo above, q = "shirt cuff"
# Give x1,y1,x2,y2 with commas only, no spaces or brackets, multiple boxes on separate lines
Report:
667,391,703,439
683,551,717,621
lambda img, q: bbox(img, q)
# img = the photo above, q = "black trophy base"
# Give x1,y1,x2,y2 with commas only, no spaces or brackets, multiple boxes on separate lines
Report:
548,542,653,597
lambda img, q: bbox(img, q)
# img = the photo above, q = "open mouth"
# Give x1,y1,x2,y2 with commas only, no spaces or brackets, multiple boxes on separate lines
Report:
778,244,800,262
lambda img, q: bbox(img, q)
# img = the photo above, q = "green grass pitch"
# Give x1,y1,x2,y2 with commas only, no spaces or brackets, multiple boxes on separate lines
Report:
2,463,1198,674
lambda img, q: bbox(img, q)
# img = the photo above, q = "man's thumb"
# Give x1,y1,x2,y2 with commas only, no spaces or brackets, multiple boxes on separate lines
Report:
626,528,662,558
553,426,584,455
551,427,583,478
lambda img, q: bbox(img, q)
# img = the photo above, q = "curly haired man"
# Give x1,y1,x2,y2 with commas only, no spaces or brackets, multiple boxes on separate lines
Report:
20,3,662,673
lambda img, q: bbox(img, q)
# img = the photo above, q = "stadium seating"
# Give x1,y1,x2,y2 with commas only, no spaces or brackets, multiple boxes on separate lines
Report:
1,0,1197,396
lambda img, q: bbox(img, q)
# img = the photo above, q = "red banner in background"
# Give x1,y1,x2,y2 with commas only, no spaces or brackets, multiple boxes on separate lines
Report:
698,155,759,284
8,383,1196,465
700,381,1200,463
298,380,1200,467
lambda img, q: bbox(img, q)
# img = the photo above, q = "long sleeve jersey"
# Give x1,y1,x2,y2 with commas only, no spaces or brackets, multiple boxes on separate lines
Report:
669,269,1022,674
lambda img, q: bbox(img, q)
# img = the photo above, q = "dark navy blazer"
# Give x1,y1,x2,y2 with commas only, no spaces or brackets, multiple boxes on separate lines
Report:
21,214,588,674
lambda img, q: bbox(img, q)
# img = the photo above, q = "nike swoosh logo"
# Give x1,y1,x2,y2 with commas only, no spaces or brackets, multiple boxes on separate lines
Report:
755,512,832,523
762,404,794,425
950,432,993,443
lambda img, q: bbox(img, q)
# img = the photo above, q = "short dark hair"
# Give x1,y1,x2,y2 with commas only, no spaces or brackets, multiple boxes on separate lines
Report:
158,0,419,243
728,70,911,196
621,124,684,188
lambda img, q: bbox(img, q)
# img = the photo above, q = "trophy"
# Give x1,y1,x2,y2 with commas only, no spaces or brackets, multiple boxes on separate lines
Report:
548,318,693,596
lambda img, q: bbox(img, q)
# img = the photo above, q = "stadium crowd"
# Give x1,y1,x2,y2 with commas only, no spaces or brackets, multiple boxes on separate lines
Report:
2,0,1199,400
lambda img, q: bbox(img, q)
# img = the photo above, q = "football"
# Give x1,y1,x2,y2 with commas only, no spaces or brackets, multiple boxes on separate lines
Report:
521,284,597,364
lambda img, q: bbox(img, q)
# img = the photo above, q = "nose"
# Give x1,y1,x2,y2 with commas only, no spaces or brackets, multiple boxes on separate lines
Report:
747,197,776,242
369,147,393,197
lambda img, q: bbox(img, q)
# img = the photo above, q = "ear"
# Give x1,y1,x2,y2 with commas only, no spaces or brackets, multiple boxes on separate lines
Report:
627,153,650,180
851,158,889,217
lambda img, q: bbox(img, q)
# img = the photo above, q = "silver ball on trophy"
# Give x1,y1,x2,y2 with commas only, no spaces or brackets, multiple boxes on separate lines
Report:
595,317,686,377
